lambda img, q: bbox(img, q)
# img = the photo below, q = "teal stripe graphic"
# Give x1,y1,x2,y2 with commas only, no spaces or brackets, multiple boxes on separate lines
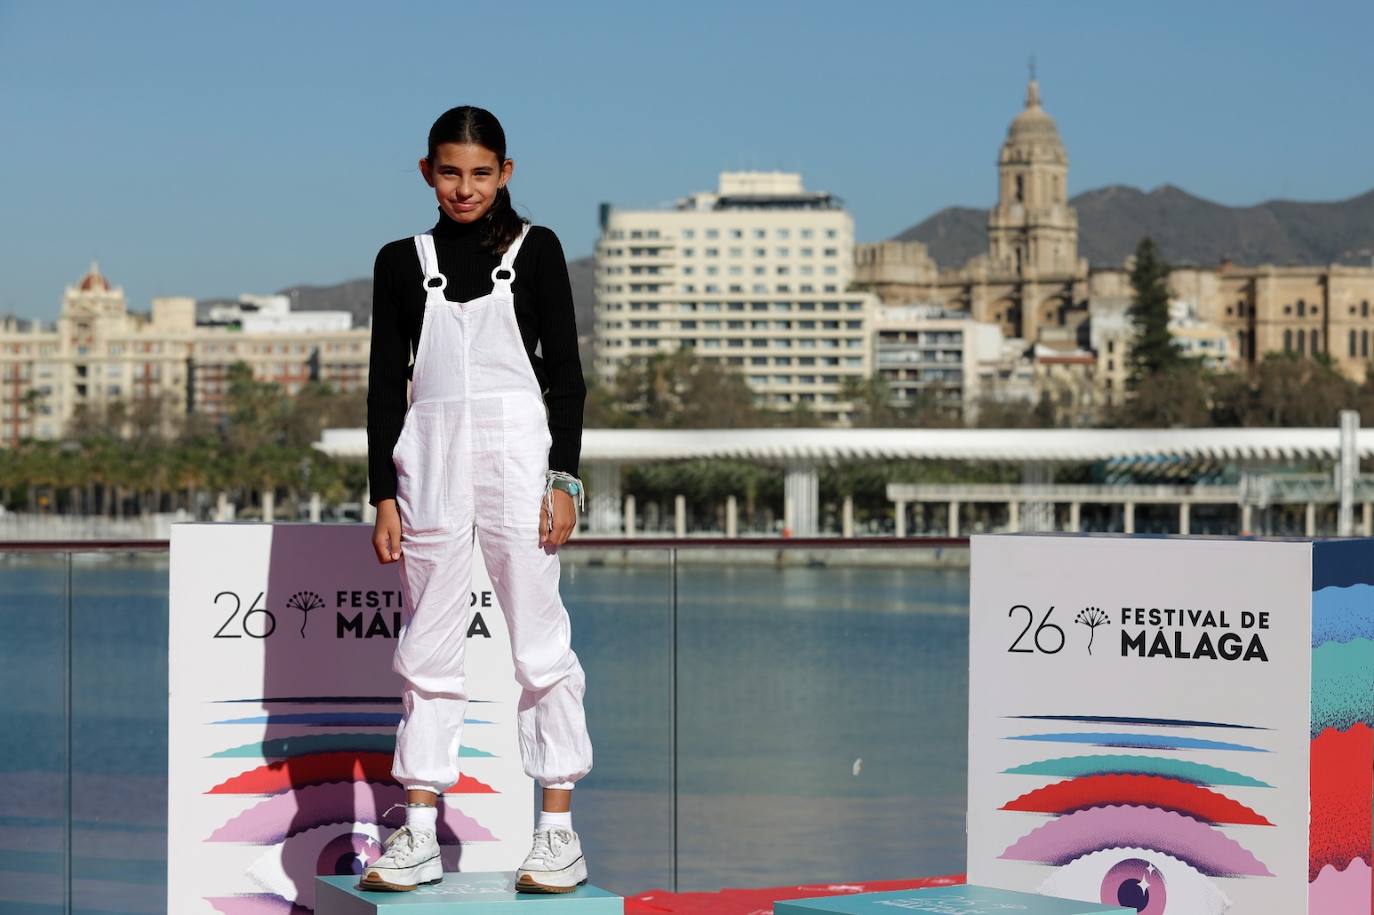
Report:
210,732,495,759
1005,754,1271,787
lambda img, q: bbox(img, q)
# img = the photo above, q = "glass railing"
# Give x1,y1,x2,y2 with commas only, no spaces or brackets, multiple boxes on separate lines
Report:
1,537,970,913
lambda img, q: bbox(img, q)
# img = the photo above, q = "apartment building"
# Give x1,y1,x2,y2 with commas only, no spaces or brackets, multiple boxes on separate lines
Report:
0,263,369,445
873,304,1003,416
595,171,879,420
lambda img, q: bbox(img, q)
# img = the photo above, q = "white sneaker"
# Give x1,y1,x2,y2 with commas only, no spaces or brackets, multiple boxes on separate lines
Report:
359,825,443,891
515,825,588,893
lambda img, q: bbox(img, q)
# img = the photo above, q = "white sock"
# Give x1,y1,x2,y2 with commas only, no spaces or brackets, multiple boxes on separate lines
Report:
538,809,572,831
406,803,438,833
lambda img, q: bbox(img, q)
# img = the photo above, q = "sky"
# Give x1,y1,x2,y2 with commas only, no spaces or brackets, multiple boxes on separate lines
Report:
1,0,1371,319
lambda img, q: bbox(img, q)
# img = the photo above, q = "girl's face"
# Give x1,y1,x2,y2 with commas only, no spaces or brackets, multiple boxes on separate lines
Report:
419,142,514,224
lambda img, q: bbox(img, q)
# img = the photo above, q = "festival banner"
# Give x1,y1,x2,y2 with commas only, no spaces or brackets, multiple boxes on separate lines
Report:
967,534,1373,915
168,522,531,914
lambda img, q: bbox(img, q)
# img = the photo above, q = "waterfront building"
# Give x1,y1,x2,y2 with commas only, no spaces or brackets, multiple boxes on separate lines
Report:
0,263,369,445
594,171,879,421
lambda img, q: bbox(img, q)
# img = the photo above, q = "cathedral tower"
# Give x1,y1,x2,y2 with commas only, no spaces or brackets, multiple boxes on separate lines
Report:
987,78,1078,281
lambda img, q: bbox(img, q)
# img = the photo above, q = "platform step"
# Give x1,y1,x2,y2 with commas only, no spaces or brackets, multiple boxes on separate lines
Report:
315,871,622,914
774,884,1132,914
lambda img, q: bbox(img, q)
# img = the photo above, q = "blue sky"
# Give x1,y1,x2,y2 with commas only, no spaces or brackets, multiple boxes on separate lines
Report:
2,0,1370,318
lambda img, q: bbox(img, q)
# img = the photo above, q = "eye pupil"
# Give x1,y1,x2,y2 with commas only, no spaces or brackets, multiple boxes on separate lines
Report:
1117,880,1150,911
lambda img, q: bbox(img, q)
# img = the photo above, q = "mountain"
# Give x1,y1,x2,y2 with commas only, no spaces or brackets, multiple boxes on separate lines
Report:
894,185,1374,269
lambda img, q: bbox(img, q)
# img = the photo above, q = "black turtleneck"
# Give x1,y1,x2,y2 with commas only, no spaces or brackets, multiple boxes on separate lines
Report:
366,209,585,507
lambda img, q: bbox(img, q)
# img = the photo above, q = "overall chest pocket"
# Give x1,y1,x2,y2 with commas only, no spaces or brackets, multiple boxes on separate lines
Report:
391,402,451,535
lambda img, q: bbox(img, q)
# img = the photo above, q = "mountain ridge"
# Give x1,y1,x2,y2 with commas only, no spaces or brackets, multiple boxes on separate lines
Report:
894,184,1374,270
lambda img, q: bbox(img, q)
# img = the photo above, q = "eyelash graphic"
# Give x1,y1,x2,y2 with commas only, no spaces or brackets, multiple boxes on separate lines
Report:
210,732,496,760
1006,732,1266,753
1001,804,1272,877
1004,754,1270,788
207,752,496,796
1001,774,1272,826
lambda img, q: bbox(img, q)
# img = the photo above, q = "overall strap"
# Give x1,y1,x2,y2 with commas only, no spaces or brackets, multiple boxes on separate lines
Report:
413,233,447,291
490,223,532,285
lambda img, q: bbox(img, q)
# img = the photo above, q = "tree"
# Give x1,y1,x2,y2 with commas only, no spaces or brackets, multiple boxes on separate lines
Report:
1125,237,1178,388
607,350,765,428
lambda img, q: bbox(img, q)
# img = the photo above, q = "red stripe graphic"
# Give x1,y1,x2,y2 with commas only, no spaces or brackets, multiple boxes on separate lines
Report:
207,751,496,795
1001,773,1272,825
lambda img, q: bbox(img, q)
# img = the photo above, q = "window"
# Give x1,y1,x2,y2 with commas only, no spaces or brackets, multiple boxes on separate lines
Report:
1297,299,1306,317
683,247,695,257
776,247,789,257
1296,329,1306,352
753,228,766,239
705,228,719,239
1015,174,1024,203
1364,331,1370,358
1348,330,1356,358
682,229,695,239
753,247,766,258
729,228,742,239
1311,330,1320,353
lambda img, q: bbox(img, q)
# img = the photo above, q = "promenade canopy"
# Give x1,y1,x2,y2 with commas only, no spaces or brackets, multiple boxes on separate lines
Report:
317,427,1374,465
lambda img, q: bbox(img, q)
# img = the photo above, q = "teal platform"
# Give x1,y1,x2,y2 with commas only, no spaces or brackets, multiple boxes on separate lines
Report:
775,885,1132,914
315,872,623,914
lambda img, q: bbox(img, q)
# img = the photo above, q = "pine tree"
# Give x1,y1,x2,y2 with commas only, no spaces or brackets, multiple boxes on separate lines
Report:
1125,236,1177,389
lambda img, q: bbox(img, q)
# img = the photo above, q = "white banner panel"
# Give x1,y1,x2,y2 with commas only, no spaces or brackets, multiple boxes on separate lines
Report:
168,522,531,914
968,534,1319,915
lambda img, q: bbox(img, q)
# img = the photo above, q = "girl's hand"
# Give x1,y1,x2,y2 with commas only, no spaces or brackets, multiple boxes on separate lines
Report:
372,500,402,563
539,489,577,548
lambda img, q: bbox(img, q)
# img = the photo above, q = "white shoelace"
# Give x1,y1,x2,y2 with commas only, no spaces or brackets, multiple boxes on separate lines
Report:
378,825,432,864
525,827,571,867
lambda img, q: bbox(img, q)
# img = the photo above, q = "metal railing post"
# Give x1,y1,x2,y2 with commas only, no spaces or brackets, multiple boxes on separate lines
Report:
64,551,73,915
668,547,679,893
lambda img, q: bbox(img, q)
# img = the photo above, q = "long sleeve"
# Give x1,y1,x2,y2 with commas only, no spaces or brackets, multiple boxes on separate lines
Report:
532,228,587,476
366,245,410,505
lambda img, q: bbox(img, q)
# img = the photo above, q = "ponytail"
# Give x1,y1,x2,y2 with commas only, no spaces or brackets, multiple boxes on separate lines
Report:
482,184,527,257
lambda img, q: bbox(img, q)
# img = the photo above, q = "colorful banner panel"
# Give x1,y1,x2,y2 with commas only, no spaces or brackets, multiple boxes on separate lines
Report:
967,534,1373,915
168,523,532,914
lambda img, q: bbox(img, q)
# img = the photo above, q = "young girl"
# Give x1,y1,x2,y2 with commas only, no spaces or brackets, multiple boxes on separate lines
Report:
364,105,592,894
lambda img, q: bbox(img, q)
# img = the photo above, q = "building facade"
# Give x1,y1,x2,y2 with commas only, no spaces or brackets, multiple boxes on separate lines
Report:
872,304,1003,416
594,171,879,421
0,263,370,446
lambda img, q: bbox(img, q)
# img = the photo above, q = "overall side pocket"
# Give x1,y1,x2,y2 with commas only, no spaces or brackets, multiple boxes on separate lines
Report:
391,403,449,535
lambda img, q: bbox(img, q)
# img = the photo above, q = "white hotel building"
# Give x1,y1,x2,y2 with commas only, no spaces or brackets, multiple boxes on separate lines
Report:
594,171,879,421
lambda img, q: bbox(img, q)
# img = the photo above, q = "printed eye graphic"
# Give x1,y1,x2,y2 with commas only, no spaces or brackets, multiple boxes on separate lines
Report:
1001,802,1270,914
1038,849,1232,914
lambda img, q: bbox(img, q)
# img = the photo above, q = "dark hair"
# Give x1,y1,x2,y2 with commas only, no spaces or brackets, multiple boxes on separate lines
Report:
426,106,526,255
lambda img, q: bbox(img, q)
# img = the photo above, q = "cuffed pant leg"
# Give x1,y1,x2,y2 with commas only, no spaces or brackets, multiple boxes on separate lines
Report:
391,529,476,795
477,525,593,789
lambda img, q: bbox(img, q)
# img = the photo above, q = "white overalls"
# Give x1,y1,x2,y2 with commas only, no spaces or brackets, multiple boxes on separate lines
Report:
389,224,592,794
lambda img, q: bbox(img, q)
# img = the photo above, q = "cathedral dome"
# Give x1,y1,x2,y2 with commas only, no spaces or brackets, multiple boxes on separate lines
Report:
1005,80,1064,148
78,260,109,292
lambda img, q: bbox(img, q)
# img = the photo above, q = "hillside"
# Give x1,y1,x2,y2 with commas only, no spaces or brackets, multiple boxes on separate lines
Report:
894,185,1374,269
